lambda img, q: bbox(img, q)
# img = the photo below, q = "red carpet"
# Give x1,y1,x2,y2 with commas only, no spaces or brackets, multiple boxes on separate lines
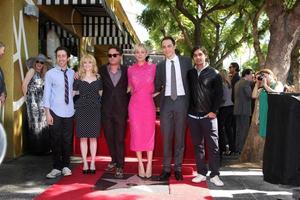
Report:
73,120,197,159
36,157,213,200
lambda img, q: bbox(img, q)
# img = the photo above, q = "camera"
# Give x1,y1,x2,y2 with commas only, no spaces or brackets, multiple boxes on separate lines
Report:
257,74,264,81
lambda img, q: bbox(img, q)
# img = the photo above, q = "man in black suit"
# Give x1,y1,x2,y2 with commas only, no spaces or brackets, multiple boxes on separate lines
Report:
0,42,7,107
155,36,192,181
99,46,129,178
229,62,240,153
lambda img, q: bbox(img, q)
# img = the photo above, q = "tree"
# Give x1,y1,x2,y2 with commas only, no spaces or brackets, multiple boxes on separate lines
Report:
241,0,300,163
137,0,255,68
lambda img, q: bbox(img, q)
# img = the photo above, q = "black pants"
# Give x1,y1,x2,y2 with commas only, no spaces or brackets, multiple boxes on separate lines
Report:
102,116,127,168
217,106,234,152
50,110,73,170
188,116,220,177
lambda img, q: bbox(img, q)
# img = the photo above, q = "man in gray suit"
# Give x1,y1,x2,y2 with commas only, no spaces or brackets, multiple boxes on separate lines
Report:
155,36,192,181
233,68,253,154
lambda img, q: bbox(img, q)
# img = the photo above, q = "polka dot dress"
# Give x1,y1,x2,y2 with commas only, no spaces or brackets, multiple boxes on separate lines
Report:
73,79,102,138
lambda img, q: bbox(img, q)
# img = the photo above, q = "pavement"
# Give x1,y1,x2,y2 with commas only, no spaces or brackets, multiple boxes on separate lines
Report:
0,154,298,200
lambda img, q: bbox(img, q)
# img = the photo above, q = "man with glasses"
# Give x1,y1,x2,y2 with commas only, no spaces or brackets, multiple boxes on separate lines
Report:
99,46,129,178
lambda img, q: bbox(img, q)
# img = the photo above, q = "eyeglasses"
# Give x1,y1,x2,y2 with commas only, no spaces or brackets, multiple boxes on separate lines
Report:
108,53,120,58
36,61,44,64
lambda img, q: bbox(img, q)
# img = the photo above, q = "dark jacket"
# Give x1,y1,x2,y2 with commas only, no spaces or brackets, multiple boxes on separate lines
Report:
155,55,192,109
188,66,223,115
0,67,6,95
231,72,240,102
99,64,129,119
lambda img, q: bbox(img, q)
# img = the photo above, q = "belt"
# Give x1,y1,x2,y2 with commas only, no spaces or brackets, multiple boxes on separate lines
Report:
188,114,208,120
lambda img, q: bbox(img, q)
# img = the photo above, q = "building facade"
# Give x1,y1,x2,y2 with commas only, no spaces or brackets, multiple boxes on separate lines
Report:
0,0,140,159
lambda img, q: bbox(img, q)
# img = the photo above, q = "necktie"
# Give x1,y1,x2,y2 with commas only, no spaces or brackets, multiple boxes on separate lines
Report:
170,60,177,101
62,69,69,104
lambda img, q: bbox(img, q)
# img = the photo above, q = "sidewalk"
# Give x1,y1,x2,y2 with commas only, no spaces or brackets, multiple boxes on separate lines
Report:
0,155,296,200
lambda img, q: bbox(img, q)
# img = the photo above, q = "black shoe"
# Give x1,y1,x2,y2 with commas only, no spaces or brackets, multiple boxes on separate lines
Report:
174,171,183,181
159,171,171,181
89,169,96,174
82,169,89,174
115,168,124,178
105,162,116,172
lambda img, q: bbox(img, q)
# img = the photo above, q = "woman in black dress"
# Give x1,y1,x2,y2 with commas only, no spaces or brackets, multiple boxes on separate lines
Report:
73,54,102,174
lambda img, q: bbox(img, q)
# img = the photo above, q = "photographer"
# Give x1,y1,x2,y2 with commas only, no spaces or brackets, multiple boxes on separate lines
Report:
252,69,284,137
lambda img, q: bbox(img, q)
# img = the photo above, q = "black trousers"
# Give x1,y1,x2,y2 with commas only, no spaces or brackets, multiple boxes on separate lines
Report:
50,110,73,170
102,116,127,168
188,116,220,177
217,106,234,152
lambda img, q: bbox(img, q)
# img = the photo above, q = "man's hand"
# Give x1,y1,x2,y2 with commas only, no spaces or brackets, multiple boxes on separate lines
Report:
46,112,53,125
207,112,217,119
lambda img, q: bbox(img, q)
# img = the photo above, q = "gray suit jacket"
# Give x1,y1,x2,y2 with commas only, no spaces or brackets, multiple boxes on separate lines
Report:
233,79,252,116
155,55,192,110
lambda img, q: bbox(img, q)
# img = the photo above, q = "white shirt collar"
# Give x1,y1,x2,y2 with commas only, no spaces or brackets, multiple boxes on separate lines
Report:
167,55,179,63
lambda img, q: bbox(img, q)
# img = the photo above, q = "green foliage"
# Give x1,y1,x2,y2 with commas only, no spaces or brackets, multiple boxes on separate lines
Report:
283,0,297,10
137,0,269,66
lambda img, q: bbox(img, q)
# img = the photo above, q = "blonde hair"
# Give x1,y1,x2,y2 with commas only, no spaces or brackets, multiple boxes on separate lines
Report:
259,68,277,81
78,54,98,79
133,43,148,53
219,69,231,88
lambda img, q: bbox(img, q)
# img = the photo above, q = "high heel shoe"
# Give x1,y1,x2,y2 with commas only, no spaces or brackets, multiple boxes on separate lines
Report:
82,162,89,174
138,164,145,178
145,163,152,179
90,162,96,174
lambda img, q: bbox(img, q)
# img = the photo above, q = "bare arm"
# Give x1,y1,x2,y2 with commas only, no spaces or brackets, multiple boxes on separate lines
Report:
252,82,260,99
22,68,35,95
72,90,79,97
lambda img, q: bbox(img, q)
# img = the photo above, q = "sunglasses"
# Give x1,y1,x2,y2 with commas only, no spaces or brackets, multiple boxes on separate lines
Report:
108,53,120,58
36,60,44,64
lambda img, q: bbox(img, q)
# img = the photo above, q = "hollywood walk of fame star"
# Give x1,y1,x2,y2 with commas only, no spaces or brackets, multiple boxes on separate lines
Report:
94,173,169,194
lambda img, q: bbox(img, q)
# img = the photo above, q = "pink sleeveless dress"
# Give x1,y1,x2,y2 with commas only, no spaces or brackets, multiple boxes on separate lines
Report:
128,62,156,151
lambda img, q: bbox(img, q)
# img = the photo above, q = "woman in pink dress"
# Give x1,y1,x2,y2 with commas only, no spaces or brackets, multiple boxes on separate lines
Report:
128,44,156,178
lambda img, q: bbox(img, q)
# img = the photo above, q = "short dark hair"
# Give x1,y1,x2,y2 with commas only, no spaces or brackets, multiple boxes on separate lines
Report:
191,46,208,58
161,36,175,46
55,46,70,58
108,45,123,55
230,62,240,72
0,41,5,48
242,68,253,77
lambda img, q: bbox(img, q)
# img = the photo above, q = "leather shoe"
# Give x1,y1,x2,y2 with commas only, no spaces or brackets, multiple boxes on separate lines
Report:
159,171,171,181
174,171,183,181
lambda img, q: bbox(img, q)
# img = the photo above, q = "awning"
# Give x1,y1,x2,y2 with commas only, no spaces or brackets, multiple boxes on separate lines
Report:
83,16,133,46
37,0,135,48
37,0,103,5
37,0,123,32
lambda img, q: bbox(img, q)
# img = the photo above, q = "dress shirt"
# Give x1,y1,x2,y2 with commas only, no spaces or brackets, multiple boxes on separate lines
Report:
107,65,122,87
165,55,185,96
43,65,75,118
